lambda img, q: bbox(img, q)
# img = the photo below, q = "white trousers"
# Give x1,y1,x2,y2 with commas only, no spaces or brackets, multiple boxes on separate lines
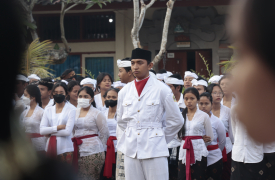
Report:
124,155,168,180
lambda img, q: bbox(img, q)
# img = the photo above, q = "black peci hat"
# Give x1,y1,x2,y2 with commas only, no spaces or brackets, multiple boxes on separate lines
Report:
131,48,151,62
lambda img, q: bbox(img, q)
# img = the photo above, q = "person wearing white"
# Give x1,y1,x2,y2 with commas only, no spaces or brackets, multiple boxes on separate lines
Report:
94,73,113,112
117,48,184,180
21,85,46,152
38,78,54,109
156,70,171,82
116,57,135,180
16,74,29,108
112,81,126,90
164,74,185,179
231,105,268,180
178,88,213,180
199,92,226,180
192,78,208,95
208,83,233,180
184,71,198,89
28,74,40,84
208,75,223,84
40,83,76,164
219,74,236,108
80,77,97,91
72,86,109,180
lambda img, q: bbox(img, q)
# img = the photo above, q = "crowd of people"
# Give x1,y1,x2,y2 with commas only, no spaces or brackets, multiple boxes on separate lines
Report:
13,47,275,180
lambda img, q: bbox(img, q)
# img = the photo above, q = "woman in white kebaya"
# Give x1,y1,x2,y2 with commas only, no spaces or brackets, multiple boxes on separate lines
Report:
72,86,109,180
207,84,233,180
219,74,236,108
40,82,76,164
21,85,45,153
102,88,119,180
231,105,268,180
183,71,198,89
67,80,81,108
94,73,113,111
199,92,226,180
178,87,213,180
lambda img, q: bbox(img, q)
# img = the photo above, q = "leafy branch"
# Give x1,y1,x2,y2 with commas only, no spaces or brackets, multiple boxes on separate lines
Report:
85,69,95,79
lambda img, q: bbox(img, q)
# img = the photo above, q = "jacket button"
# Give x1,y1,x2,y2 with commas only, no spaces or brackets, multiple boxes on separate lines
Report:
156,133,158,135
138,133,140,135
126,104,127,105
138,110,140,112
152,103,154,105
138,99,140,101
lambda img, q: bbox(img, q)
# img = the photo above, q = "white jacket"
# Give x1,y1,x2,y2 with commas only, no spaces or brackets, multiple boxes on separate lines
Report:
116,76,184,159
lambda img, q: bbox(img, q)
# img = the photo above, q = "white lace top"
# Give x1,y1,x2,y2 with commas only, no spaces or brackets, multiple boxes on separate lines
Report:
74,106,109,157
179,109,214,165
104,110,117,152
94,94,108,112
219,104,234,154
21,104,46,151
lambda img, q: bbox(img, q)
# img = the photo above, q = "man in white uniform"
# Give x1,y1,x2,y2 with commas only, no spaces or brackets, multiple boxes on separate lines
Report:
117,48,184,180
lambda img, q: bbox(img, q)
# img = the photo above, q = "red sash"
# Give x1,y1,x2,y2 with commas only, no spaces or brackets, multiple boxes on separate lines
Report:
222,132,229,162
207,144,219,151
103,136,117,178
182,136,202,180
46,136,57,158
71,134,98,170
27,133,44,138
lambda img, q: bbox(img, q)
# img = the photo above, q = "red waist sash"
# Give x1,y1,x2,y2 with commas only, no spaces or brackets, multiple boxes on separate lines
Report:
71,134,98,170
221,132,229,162
46,136,57,158
207,144,219,151
103,136,117,178
182,136,202,180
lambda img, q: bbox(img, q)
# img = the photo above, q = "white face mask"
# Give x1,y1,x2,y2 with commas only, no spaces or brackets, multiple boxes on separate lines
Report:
78,98,91,108
22,96,31,106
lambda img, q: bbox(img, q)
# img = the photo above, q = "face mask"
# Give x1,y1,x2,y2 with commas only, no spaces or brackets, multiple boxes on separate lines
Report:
78,98,91,108
22,96,31,106
53,94,65,104
105,100,117,108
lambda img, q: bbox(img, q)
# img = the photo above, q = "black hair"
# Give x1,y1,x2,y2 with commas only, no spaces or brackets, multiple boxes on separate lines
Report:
178,87,200,139
96,72,114,92
76,75,85,85
60,69,73,80
51,82,68,104
103,88,120,98
207,83,224,97
65,79,72,84
242,0,275,74
196,76,208,92
218,73,232,85
67,80,80,101
199,92,213,104
169,74,183,93
39,77,54,91
25,85,42,107
149,69,156,75
78,86,96,108
121,58,132,72
157,69,167,74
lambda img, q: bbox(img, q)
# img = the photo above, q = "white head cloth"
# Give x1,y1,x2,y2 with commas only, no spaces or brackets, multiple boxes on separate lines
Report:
149,72,157,79
167,71,173,76
61,80,68,85
28,74,40,80
113,81,126,88
165,77,184,85
117,59,131,68
16,75,29,82
184,71,198,79
208,75,223,84
191,79,208,87
156,73,169,81
80,78,97,87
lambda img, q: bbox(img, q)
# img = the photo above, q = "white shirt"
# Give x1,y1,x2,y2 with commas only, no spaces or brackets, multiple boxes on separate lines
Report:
263,142,275,153
74,107,109,157
179,109,214,165
231,106,264,163
104,110,117,152
94,94,108,111
40,103,76,155
21,104,46,151
167,93,185,148
207,113,226,166
117,76,184,159
221,96,236,108
45,99,54,109
218,104,234,154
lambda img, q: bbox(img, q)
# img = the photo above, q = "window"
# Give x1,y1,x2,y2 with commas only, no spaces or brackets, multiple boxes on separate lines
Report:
49,55,81,78
85,57,114,79
35,12,115,42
